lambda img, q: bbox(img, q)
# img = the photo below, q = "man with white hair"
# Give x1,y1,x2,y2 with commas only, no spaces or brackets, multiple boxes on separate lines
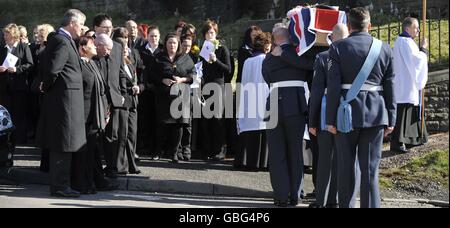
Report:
93,26,125,178
39,9,87,198
390,17,429,153
308,24,349,208
126,20,146,49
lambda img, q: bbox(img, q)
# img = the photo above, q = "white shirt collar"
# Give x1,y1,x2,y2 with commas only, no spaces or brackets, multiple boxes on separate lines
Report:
5,42,19,53
81,57,90,62
124,64,133,79
146,43,158,54
59,28,72,39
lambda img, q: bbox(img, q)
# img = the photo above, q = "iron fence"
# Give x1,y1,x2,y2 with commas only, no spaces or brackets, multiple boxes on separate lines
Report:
370,7,448,70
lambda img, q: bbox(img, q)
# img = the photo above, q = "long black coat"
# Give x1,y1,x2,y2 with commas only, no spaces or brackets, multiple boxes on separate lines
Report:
139,44,164,90
237,45,253,84
81,60,108,130
0,41,34,93
93,41,124,108
155,52,195,124
38,31,86,153
120,63,139,109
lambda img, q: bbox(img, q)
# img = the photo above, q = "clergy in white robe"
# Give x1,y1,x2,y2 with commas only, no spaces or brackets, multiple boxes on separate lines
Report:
234,32,272,171
391,17,429,152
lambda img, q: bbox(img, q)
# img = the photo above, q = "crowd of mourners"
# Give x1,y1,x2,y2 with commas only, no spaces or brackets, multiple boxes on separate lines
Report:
0,7,429,208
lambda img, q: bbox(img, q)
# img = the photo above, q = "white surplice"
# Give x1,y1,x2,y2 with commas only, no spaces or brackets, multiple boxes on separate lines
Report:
393,36,428,106
237,54,269,134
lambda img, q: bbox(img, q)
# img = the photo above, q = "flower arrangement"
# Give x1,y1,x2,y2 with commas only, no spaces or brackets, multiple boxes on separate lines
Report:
191,44,200,56
212,39,221,50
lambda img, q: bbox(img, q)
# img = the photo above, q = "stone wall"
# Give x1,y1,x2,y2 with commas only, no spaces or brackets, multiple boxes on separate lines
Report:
424,70,449,133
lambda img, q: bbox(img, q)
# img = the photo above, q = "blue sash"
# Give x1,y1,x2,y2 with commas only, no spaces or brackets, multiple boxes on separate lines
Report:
320,94,327,131
337,38,383,133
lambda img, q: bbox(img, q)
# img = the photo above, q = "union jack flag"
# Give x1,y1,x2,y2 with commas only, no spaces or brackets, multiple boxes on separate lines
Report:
288,6,347,56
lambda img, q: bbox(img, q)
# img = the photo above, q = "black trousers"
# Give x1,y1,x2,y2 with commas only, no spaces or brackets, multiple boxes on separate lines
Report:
71,131,108,193
310,134,319,189
137,90,157,155
154,123,183,160
27,92,41,142
315,130,338,206
49,150,72,193
202,117,225,157
225,93,239,156
335,126,384,208
234,130,269,169
40,148,50,172
180,118,192,157
117,108,139,173
104,108,120,173
267,114,306,202
4,91,28,144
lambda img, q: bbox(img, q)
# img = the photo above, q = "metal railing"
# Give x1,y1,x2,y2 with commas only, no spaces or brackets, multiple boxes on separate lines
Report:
369,8,448,70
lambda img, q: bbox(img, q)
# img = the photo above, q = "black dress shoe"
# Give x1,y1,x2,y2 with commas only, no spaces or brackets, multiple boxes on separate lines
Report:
300,191,305,200
289,199,299,207
176,153,184,161
305,192,316,199
274,200,288,208
325,203,339,208
212,154,225,161
183,155,191,161
129,169,141,175
308,203,325,208
390,142,409,153
51,188,80,198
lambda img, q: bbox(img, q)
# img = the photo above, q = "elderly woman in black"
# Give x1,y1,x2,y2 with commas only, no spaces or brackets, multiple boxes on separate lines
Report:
71,36,115,194
154,32,195,163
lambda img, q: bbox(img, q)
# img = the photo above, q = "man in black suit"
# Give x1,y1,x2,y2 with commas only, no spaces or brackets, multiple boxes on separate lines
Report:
326,8,396,208
39,9,87,198
126,20,146,50
92,14,125,178
262,26,315,207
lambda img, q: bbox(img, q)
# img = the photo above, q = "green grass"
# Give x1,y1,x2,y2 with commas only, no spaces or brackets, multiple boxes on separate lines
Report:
380,150,449,190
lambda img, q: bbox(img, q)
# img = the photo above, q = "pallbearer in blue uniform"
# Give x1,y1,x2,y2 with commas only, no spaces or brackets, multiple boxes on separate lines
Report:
308,24,349,208
263,26,314,207
325,8,396,208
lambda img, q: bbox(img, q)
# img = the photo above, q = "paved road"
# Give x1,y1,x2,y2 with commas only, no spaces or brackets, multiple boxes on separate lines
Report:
0,180,440,208
0,180,282,208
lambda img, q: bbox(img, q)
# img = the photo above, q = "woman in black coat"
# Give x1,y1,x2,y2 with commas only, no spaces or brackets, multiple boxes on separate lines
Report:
71,36,112,194
154,32,195,163
0,24,34,144
115,36,141,174
199,20,232,161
